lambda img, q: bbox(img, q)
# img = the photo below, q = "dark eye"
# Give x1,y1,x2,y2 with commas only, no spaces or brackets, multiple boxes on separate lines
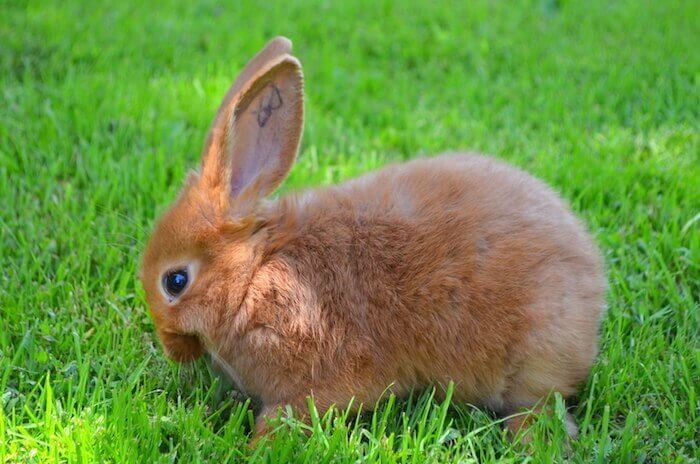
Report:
163,268,189,298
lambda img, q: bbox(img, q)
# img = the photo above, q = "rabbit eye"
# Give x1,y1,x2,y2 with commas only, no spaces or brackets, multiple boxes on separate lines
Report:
163,268,189,299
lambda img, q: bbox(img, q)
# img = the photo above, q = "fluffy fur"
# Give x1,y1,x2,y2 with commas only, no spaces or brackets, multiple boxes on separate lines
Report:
140,37,606,440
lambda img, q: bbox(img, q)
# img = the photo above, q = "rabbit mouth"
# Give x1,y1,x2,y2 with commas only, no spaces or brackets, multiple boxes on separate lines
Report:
159,331,205,363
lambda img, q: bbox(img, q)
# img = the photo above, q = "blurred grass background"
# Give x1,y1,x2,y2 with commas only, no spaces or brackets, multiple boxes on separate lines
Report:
1,0,698,462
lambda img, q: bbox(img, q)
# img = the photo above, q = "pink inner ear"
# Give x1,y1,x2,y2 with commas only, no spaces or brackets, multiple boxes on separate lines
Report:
223,56,302,202
230,145,281,197
228,103,282,197
227,76,298,199
230,154,262,196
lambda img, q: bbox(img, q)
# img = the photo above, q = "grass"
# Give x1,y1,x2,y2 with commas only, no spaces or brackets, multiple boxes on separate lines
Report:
1,0,698,461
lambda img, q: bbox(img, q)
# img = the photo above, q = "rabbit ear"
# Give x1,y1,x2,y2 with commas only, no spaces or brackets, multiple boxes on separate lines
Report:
201,54,304,209
201,37,292,166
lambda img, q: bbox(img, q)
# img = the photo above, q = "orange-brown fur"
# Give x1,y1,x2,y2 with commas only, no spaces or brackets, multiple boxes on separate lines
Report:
140,37,606,439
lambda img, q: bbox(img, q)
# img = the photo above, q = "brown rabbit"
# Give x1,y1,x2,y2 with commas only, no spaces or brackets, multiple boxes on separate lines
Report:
140,36,606,441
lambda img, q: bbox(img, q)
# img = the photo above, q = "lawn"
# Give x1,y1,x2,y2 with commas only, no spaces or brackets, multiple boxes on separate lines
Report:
1,0,698,462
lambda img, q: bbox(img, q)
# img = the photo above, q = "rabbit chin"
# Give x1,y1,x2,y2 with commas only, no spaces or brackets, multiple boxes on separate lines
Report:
160,331,206,363
207,348,249,396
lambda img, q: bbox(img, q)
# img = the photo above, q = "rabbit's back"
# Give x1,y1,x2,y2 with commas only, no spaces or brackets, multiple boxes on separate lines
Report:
261,153,605,414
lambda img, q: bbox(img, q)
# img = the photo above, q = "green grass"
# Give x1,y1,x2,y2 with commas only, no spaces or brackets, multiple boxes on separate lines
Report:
1,0,698,461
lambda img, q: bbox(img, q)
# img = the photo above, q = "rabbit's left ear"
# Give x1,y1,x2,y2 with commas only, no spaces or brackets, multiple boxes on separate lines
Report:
201,54,304,208
201,37,292,166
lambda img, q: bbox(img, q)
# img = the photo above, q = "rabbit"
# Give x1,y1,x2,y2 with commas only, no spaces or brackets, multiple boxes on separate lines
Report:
139,36,606,441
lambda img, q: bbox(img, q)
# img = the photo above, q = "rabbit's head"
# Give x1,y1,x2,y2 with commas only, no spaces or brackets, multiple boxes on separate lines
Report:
139,37,303,362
